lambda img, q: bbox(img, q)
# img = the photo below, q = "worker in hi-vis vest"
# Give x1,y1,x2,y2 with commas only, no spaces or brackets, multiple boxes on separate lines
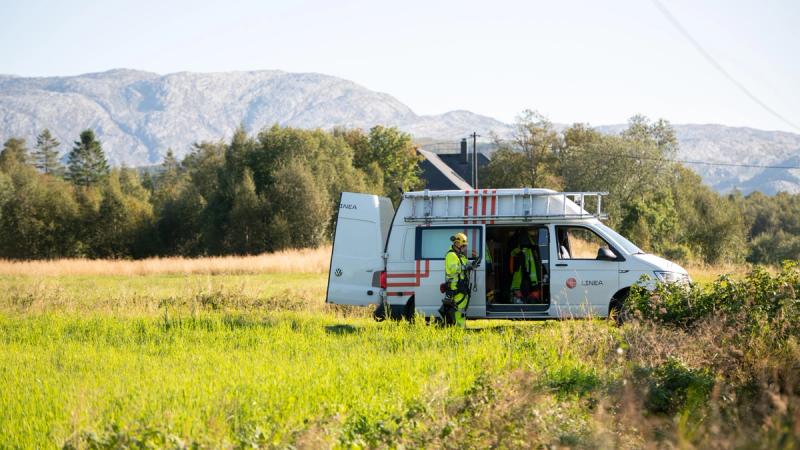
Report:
443,232,477,327
510,230,540,303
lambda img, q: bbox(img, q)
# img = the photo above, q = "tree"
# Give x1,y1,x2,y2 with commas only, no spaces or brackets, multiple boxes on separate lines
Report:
156,148,180,188
67,130,109,186
560,120,673,208
333,128,385,195
226,169,268,254
334,127,372,170
92,170,154,258
249,125,369,240
0,164,80,258
622,115,678,157
267,160,329,250
119,168,150,202
368,126,422,199
482,110,563,189
479,148,531,188
742,191,800,264
0,171,12,225
0,138,29,170
670,166,747,264
332,126,422,204
32,129,63,176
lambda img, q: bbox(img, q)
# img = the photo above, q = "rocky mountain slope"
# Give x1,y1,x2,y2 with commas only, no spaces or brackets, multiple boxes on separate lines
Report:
1,69,798,194
0,69,507,166
598,124,800,194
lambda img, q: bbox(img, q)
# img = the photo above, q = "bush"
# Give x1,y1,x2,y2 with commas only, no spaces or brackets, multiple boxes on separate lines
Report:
626,261,800,331
633,358,714,415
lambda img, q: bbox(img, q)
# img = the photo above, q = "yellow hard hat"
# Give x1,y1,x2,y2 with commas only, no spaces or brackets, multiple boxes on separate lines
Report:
451,232,468,247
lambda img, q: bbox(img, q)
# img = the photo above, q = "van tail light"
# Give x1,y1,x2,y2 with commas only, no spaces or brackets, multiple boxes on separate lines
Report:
380,271,387,289
439,283,447,294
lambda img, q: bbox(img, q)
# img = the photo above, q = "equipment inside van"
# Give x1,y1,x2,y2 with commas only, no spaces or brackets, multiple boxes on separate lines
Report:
327,189,690,321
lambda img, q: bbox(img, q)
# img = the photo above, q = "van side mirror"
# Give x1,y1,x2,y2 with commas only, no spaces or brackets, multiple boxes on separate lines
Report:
597,247,617,261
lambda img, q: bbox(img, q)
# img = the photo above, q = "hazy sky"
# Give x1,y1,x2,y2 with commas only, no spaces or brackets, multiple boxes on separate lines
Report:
1,0,798,132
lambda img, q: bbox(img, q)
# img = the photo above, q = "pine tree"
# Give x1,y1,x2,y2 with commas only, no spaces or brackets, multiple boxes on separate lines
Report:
32,129,63,176
160,148,180,185
67,130,109,186
162,148,179,173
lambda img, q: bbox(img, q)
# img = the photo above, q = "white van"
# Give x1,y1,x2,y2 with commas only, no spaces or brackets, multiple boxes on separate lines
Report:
326,189,690,321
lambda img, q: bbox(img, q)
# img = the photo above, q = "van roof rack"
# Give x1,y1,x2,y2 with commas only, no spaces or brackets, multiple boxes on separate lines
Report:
403,189,609,223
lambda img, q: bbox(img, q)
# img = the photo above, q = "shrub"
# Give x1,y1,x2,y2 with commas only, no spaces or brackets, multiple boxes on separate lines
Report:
632,358,714,415
626,261,800,332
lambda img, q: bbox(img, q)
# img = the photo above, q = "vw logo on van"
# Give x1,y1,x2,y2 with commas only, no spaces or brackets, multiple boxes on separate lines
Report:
335,268,343,277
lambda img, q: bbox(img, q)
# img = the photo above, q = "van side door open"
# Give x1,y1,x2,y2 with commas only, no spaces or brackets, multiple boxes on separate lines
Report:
404,225,485,318
326,193,394,306
549,225,620,317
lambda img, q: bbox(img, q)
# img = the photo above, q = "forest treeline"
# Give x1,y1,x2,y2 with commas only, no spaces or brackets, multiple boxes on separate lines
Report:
0,125,420,259
0,115,798,265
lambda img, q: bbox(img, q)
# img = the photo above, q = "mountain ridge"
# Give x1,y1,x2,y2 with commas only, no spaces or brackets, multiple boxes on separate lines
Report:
1,69,798,194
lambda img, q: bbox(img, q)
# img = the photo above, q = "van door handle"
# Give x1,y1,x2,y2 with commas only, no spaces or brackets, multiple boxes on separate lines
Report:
555,263,568,267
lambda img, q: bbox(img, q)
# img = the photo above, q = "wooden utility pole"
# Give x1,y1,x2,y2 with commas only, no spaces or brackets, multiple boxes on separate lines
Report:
470,132,480,188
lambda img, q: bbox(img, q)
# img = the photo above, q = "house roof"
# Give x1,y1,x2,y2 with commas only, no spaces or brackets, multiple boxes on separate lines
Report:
416,148,490,190
417,148,472,190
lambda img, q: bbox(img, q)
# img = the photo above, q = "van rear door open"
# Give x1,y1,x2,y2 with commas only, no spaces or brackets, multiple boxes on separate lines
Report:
326,192,394,306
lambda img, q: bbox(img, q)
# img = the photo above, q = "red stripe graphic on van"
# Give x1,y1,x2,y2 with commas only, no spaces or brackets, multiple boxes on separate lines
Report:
481,189,489,224
386,260,431,287
472,190,479,224
490,189,497,224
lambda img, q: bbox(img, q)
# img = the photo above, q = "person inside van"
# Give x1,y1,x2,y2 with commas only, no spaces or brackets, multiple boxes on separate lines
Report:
485,237,496,304
509,229,541,304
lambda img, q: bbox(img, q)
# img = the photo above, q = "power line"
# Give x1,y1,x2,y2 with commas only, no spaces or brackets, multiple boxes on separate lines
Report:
422,139,800,170
564,147,800,170
651,0,800,133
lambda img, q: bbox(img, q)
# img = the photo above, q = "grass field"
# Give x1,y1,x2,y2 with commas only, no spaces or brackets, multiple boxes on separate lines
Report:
1,252,797,448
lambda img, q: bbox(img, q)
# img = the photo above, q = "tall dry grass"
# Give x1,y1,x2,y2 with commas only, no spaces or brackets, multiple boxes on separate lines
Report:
0,246,332,276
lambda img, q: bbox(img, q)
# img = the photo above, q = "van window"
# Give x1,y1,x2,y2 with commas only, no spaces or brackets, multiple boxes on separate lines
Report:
416,226,482,260
595,222,642,254
556,226,617,260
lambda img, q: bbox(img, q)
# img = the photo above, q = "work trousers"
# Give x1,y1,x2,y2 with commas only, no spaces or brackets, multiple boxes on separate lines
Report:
454,292,468,328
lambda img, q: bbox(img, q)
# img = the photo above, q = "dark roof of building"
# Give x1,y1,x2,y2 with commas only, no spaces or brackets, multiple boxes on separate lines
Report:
416,148,490,190
417,149,472,190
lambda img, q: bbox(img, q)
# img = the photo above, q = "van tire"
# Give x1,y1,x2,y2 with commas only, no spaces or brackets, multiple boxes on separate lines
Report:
609,288,630,326
403,296,416,322
373,297,415,322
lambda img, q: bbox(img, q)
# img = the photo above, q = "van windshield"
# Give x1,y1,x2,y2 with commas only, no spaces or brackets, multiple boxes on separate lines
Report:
596,223,644,255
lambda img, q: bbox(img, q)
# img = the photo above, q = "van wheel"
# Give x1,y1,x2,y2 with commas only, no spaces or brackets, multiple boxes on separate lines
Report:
374,298,415,322
609,289,630,326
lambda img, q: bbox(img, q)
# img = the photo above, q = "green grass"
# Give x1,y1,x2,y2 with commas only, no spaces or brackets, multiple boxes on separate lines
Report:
0,274,620,448
1,314,614,448
2,270,797,448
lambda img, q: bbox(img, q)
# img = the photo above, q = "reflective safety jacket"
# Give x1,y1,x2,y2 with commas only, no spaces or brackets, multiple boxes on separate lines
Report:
445,246,470,292
510,246,538,289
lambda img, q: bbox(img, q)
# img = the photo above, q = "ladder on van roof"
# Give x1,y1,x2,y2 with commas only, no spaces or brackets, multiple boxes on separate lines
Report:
403,189,609,223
